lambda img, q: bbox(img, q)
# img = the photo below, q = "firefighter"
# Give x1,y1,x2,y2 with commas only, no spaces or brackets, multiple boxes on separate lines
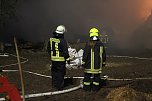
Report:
47,25,70,90
82,28,106,92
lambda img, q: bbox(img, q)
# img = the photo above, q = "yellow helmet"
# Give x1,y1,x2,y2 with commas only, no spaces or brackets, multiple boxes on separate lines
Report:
89,28,99,37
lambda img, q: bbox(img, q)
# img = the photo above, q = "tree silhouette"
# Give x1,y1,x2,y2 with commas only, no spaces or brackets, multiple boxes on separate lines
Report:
0,0,19,30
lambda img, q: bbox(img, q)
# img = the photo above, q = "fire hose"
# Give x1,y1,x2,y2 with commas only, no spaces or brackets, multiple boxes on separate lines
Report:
1,53,152,100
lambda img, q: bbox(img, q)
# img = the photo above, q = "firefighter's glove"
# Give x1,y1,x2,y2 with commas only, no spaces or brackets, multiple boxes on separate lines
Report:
67,60,71,64
81,61,85,67
102,62,106,67
81,64,85,67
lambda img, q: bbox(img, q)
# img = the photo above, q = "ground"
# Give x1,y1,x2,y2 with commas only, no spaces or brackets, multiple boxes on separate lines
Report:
0,51,152,101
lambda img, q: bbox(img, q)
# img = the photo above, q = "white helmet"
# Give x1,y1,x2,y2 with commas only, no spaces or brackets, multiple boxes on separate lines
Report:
55,25,66,34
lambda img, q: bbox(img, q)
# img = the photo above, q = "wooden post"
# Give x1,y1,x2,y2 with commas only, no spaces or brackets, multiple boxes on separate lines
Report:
14,37,25,101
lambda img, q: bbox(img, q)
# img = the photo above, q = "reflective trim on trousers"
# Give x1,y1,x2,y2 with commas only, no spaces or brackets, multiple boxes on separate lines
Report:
93,82,100,85
84,70,102,74
51,56,65,61
83,82,91,86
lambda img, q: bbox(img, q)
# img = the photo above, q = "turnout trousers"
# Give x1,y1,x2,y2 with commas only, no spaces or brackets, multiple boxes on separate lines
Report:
83,73,100,92
51,61,66,90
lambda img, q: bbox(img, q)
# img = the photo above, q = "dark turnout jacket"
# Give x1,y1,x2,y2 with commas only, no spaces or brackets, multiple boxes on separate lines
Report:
47,33,69,62
82,40,106,74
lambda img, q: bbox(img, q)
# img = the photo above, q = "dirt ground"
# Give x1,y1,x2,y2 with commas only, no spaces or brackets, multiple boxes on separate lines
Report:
0,51,152,101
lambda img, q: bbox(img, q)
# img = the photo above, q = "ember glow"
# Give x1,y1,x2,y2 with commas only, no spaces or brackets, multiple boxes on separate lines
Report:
139,0,152,21
104,0,152,48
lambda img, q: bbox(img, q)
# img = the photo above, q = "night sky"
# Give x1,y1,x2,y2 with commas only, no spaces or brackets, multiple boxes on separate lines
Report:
1,0,152,49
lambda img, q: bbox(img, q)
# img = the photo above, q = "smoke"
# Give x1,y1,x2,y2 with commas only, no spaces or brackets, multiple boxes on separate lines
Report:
1,0,152,49
131,13,152,49
105,0,152,49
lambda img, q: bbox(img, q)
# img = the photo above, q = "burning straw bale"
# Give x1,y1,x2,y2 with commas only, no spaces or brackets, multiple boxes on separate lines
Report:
107,87,152,101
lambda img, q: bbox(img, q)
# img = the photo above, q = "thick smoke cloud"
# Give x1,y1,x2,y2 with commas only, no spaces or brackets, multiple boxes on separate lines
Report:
1,0,152,49
103,0,152,48
131,14,152,49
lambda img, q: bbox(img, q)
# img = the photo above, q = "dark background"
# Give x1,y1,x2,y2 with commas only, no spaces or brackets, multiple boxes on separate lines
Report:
1,0,152,50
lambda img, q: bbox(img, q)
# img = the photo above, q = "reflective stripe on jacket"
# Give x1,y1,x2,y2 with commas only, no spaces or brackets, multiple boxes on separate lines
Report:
82,40,106,74
47,36,69,62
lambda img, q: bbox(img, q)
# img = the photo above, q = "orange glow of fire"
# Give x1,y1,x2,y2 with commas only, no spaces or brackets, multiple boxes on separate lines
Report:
139,0,152,21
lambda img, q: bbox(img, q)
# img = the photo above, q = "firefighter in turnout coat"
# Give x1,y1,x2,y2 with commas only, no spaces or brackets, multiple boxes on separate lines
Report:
82,28,106,92
47,25,69,90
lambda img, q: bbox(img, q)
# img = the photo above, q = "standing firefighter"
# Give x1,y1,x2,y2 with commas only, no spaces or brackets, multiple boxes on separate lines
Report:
82,28,106,92
47,25,69,90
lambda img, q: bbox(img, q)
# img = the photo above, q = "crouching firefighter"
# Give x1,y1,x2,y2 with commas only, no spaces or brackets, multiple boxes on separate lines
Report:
47,25,70,90
82,28,106,92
